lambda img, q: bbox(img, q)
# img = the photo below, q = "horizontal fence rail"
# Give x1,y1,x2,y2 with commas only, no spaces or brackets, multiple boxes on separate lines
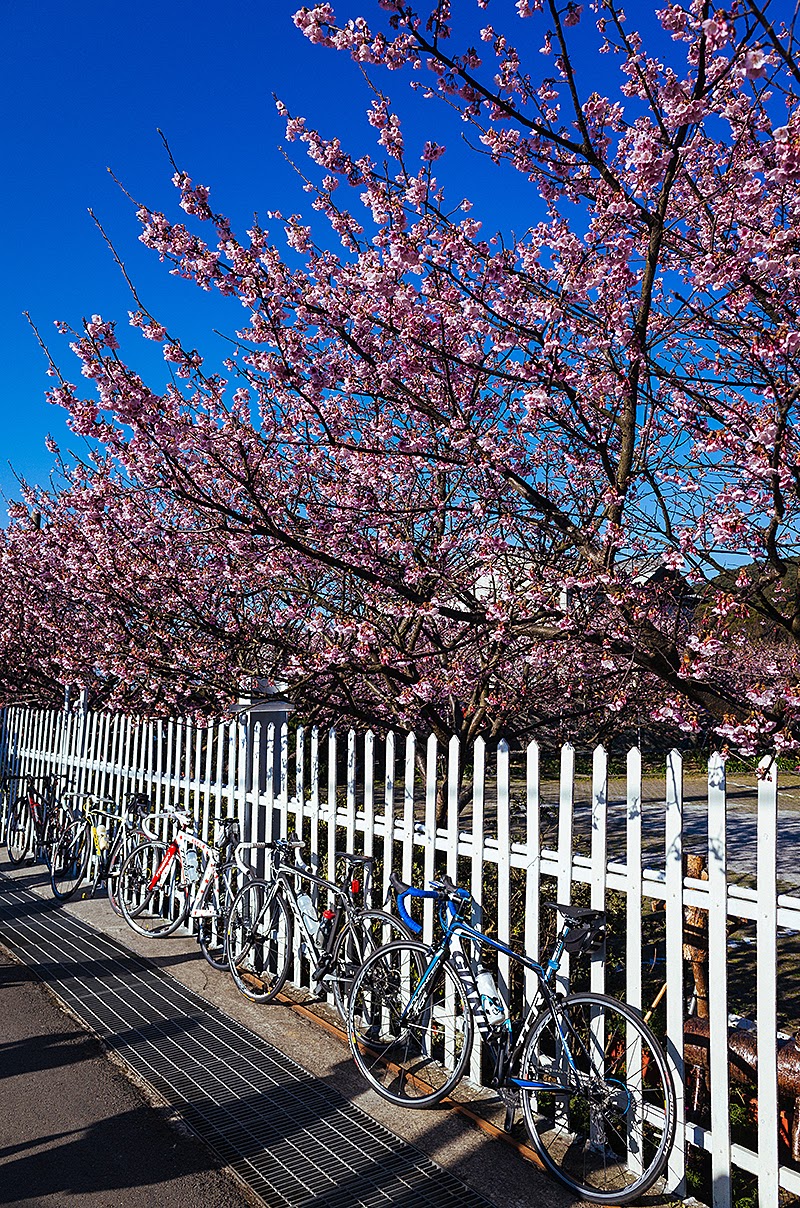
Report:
1,703,799,1208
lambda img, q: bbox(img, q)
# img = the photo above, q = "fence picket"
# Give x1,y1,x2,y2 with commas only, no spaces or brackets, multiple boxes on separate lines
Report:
665,749,686,1195
401,732,415,887
556,743,575,994
707,752,731,1208
524,740,540,1007
382,732,395,907
496,740,511,1005
590,745,608,997
626,746,643,1015
423,734,437,944
757,756,779,1208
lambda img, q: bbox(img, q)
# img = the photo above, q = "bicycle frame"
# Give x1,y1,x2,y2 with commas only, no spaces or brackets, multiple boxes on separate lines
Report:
238,841,376,977
146,825,238,925
8,775,65,859
402,908,582,1094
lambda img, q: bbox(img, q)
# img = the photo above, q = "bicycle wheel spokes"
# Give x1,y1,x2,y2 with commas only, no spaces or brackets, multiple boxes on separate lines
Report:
6,804,33,865
50,822,91,900
118,842,188,938
227,880,292,1003
348,940,473,1108
520,992,675,1205
330,910,411,1019
199,861,244,971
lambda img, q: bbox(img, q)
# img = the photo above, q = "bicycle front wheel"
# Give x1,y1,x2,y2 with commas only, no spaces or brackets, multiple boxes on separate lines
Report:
226,880,293,1002
198,861,246,971
6,803,33,865
50,821,92,900
347,939,473,1107
330,910,412,1019
118,841,189,937
519,991,676,1205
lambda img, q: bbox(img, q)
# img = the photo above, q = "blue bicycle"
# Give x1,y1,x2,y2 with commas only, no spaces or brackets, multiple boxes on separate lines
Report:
346,874,675,1204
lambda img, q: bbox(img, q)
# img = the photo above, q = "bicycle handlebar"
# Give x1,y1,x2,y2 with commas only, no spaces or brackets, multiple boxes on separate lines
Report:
388,871,471,935
140,808,193,840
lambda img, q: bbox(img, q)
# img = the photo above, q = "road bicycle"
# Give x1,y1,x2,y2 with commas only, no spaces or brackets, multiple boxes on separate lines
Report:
116,808,246,970
225,837,411,1018
49,792,154,906
3,774,71,868
347,874,676,1205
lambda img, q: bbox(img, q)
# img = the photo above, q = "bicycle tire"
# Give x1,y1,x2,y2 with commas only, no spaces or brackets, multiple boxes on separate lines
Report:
519,991,676,1205
105,831,127,915
41,800,73,869
198,860,246,971
329,910,412,1019
6,803,33,865
226,879,293,1002
118,841,189,938
347,938,473,1107
50,820,92,900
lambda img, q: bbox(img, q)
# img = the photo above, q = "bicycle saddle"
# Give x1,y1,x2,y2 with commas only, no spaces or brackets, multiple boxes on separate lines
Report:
546,901,604,924
337,851,375,866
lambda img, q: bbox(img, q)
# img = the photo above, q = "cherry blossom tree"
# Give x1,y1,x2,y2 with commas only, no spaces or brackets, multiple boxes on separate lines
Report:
11,0,800,760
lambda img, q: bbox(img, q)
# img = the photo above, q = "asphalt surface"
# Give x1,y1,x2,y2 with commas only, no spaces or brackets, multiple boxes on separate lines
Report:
0,949,253,1208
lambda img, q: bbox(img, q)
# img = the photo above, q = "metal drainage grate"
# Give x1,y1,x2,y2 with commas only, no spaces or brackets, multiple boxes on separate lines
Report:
0,875,494,1208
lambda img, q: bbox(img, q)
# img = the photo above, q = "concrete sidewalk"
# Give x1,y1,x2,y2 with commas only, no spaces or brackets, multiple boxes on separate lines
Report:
0,857,578,1208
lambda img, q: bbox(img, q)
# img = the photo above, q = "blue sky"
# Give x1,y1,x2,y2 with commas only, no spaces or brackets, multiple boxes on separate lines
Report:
1,1,360,505
1,0,675,512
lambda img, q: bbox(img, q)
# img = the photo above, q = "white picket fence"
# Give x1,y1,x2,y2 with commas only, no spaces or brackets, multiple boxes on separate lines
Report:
1,701,799,1208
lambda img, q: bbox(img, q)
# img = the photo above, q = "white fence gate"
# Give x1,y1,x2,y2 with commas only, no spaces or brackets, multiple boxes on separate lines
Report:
1,702,799,1208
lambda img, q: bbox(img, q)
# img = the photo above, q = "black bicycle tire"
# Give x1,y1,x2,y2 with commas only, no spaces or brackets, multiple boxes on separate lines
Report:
105,831,127,915
226,879,293,1003
5,803,34,866
519,991,676,1205
118,840,189,938
330,909,413,1019
347,938,474,1108
198,860,246,971
41,800,73,869
50,820,92,901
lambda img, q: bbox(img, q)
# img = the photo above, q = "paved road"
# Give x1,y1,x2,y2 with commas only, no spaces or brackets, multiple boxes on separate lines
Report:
0,950,253,1208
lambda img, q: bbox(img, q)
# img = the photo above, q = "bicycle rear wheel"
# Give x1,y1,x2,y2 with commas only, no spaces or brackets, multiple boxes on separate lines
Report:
519,991,675,1205
226,880,293,1002
118,841,189,937
41,800,73,869
105,831,128,915
330,909,411,1019
347,939,473,1107
198,861,246,971
50,821,92,900
6,803,33,865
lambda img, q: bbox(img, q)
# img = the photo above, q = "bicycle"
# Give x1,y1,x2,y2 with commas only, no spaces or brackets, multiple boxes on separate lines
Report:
4,774,71,868
49,792,154,907
116,808,246,970
346,874,676,1205
225,837,411,1018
